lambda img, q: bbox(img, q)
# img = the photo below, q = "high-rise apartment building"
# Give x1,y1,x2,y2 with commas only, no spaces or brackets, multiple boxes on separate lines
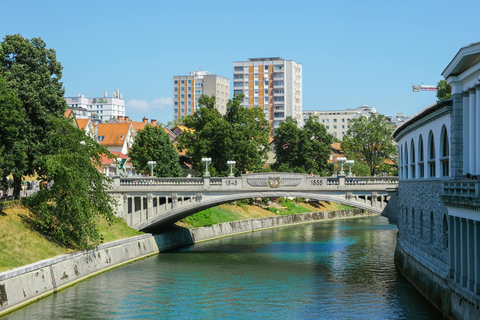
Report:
64,89,125,122
233,57,302,133
173,70,230,121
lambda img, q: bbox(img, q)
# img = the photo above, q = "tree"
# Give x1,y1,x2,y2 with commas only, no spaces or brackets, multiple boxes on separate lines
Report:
0,34,67,197
176,94,270,176
129,125,183,177
0,76,28,190
27,117,116,249
272,116,334,175
341,114,397,176
437,79,452,100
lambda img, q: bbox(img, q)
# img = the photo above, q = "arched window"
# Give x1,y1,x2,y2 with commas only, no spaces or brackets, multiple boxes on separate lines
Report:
412,208,415,234
430,212,434,244
418,135,424,178
419,210,423,239
443,215,448,249
410,139,416,178
405,142,409,179
428,131,436,177
399,145,404,179
440,125,449,176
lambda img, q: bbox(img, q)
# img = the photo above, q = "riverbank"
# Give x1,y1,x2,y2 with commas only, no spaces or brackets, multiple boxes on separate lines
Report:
0,207,375,316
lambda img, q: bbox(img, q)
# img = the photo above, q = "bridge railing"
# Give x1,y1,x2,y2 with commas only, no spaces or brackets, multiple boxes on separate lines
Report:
112,174,398,189
442,181,480,203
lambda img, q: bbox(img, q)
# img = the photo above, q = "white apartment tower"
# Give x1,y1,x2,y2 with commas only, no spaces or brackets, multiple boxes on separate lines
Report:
173,70,230,120
233,57,302,133
64,89,125,122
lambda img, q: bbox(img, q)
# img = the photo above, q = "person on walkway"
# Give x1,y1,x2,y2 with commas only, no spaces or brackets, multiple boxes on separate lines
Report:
21,180,27,197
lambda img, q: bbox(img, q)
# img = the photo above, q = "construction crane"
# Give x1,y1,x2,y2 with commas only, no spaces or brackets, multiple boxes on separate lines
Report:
412,84,437,92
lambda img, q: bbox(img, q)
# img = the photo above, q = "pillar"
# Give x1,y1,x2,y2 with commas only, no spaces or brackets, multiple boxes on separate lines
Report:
474,221,480,294
123,194,129,220
147,193,153,221
463,92,470,174
448,216,455,279
469,89,476,174
461,218,468,287
476,86,480,174
467,219,474,291
454,217,461,282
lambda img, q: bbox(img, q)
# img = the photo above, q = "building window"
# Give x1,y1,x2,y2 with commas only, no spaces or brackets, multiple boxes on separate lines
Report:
418,135,424,178
440,125,449,177
428,131,436,177
410,139,416,178
264,65,269,71
334,119,337,122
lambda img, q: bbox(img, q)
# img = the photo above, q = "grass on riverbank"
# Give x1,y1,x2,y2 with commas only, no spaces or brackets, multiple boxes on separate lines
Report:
0,205,142,273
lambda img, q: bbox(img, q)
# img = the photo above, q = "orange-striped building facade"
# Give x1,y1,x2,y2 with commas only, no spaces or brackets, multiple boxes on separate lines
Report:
233,57,302,134
173,70,230,121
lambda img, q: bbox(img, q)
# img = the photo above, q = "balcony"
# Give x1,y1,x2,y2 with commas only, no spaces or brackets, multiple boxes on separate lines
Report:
441,180,480,207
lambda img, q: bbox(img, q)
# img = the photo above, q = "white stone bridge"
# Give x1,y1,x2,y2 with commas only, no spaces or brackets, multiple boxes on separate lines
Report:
108,173,399,232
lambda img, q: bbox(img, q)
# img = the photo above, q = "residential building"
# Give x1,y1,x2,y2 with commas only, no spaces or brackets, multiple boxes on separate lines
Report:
96,122,135,155
233,57,302,134
173,70,230,121
303,105,376,140
64,89,125,122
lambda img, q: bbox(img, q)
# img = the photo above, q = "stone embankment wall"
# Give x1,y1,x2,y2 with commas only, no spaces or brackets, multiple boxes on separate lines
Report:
0,234,159,316
0,208,372,316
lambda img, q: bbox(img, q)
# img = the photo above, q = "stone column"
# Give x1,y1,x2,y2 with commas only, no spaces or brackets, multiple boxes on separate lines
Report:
448,215,455,279
467,219,475,291
469,89,476,174
476,86,480,175
474,221,480,294
463,92,470,174
461,218,468,287
147,193,153,221
123,194,129,221
454,217,461,282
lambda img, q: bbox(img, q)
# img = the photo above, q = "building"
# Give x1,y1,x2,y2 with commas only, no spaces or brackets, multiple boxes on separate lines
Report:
173,71,230,121
303,105,376,140
233,57,302,134
64,89,125,122
392,42,480,319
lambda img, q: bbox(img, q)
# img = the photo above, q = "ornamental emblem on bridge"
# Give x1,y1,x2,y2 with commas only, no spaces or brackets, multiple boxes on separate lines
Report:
267,177,281,188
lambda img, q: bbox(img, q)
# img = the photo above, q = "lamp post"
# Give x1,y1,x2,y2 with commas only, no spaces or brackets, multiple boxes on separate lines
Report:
227,160,236,177
345,160,355,176
201,157,212,176
147,160,157,177
337,157,347,175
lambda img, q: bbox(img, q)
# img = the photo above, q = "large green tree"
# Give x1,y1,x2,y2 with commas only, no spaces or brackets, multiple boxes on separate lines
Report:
129,125,183,177
341,114,397,176
0,34,67,196
27,118,116,249
177,94,270,176
437,79,452,100
272,116,334,175
0,76,27,190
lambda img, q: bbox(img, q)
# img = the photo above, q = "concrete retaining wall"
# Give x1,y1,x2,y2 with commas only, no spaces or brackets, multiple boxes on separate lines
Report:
0,234,159,316
0,208,373,316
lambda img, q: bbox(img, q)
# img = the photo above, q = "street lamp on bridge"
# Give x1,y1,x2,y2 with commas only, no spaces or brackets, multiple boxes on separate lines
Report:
202,158,212,176
147,161,157,177
227,160,236,177
337,157,347,175
345,160,355,176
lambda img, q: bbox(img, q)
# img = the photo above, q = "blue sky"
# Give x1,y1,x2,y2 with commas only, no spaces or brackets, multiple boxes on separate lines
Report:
1,0,479,124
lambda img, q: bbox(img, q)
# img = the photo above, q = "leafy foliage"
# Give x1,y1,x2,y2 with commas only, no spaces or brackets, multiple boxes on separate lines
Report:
436,79,451,100
272,116,334,175
177,94,270,176
0,76,27,190
341,114,397,176
0,34,67,196
27,118,116,249
129,125,183,177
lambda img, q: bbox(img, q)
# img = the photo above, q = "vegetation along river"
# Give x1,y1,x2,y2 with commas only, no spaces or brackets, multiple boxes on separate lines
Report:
4,216,442,319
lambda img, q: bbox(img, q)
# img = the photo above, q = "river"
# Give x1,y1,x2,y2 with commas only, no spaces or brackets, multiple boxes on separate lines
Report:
4,216,441,319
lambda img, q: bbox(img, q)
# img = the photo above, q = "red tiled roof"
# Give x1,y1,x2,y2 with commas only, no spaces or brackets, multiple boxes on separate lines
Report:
96,123,133,146
100,152,129,165
76,119,89,130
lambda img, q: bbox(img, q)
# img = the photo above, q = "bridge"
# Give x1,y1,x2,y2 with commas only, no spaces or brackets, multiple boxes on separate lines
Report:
107,173,398,232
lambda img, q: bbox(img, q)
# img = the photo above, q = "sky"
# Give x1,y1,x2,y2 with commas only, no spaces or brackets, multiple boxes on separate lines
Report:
1,0,479,124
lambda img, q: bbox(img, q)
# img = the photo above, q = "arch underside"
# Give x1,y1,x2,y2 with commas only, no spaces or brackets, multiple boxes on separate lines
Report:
138,191,387,232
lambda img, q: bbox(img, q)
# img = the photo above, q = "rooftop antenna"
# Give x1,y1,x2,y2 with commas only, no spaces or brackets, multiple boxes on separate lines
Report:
199,65,201,71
